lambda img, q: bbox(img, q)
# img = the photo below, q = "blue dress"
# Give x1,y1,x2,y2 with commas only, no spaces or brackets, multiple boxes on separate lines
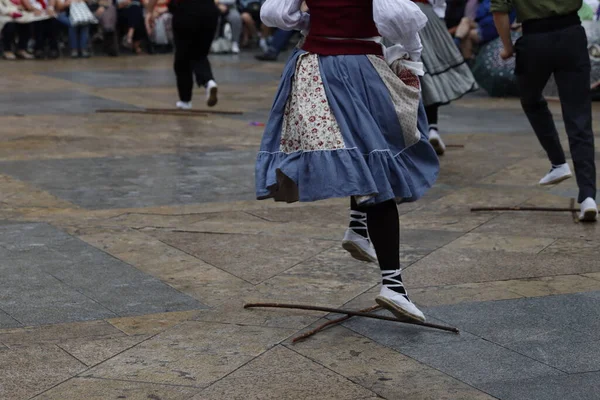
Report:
255,49,439,205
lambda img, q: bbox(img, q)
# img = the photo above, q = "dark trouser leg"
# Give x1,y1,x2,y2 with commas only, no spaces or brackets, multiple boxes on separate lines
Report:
192,25,217,87
16,23,31,51
2,23,15,51
34,20,47,52
173,32,194,102
48,19,59,51
516,36,566,166
425,104,439,127
554,26,596,202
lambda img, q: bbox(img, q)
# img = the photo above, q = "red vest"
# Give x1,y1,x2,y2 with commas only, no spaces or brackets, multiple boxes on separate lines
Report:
302,0,383,56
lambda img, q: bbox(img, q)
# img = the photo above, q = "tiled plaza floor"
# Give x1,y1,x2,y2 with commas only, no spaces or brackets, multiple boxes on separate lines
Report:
1,52,600,400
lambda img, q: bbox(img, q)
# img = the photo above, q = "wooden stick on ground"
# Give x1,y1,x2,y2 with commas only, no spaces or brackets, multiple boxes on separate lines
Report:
471,206,580,212
244,302,459,333
96,109,209,117
145,108,244,115
292,305,382,343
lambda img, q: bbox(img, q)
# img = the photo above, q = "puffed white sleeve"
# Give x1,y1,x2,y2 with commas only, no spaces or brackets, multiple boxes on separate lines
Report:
260,0,310,31
373,0,428,44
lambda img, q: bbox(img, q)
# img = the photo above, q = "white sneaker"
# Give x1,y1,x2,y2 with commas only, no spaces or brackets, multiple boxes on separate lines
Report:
259,38,269,53
176,101,192,110
376,271,425,322
342,229,377,263
429,128,446,155
539,163,572,186
206,80,218,107
579,197,598,222
231,42,240,54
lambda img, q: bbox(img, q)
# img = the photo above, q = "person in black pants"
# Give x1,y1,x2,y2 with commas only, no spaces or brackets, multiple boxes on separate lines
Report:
493,1,598,222
1,22,34,60
146,0,219,109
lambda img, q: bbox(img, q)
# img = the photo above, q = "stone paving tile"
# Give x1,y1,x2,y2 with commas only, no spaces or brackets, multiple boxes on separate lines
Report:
0,344,87,399
399,339,564,393
0,320,125,347
45,66,274,88
150,229,334,284
79,230,254,307
342,310,477,348
0,308,22,330
191,345,378,400
289,325,496,400
253,246,378,306
0,151,257,209
398,207,498,232
84,321,295,387
404,247,600,287
409,282,523,307
0,90,137,116
426,293,600,345
483,372,600,400
445,233,555,254
37,377,201,400
473,211,600,239
0,268,118,327
107,310,200,336
0,222,205,327
58,335,149,367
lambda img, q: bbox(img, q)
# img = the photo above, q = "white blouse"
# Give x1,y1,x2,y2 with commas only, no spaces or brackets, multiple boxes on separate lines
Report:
260,0,428,60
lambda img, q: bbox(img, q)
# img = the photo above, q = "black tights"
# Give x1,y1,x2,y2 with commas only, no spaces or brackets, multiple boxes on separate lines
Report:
425,104,439,128
351,198,400,272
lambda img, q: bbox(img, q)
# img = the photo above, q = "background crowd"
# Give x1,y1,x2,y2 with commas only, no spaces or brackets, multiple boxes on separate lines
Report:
1,0,600,98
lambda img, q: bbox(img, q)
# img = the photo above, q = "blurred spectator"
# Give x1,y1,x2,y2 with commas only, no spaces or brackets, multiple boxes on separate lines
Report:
215,0,240,53
445,0,467,31
146,0,172,51
454,0,516,60
1,0,49,59
255,28,294,61
238,0,269,51
22,0,59,59
117,0,144,54
89,0,118,56
56,0,97,58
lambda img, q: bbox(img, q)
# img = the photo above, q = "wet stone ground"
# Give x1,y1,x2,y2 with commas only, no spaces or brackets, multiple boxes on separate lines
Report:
1,52,600,400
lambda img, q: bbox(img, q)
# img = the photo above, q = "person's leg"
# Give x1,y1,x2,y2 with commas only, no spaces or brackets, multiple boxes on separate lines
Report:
361,199,424,321
47,19,60,57
2,23,16,56
240,11,256,46
256,28,295,61
342,197,377,263
80,25,90,56
553,26,597,206
33,20,46,57
425,104,445,155
15,23,33,58
515,36,566,171
425,105,438,127
192,22,218,106
225,8,242,50
173,29,194,104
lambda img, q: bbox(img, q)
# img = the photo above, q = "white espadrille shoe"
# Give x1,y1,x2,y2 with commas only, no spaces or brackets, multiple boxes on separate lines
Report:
375,269,425,322
342,210,377,263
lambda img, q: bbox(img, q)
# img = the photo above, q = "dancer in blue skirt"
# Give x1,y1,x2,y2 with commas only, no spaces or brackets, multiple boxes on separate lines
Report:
255,0,439,321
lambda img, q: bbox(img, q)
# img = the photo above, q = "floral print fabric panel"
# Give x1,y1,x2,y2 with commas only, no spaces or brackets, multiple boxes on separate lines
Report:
280,54,347,153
